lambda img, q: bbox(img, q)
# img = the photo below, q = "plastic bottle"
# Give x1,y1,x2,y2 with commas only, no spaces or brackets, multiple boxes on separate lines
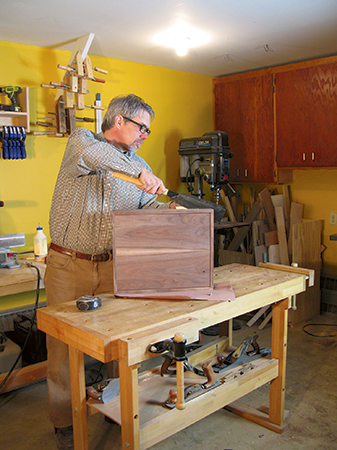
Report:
34,223,48,262
95,93,103,133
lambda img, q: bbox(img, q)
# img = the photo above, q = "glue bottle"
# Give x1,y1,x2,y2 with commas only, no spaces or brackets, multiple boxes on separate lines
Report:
95,93,103,133
34,223,48,262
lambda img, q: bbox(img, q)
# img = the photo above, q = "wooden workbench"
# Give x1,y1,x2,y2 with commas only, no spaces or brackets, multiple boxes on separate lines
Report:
37,263,308,450
0,257,47,393
0,257,46,297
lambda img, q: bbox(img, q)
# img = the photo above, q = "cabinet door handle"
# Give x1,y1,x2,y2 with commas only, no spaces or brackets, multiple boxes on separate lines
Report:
245,169,248,177
237,169,240,177
303,153,306,161
312,152,315,161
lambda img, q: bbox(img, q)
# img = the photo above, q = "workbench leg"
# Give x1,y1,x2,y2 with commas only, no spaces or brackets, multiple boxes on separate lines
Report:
68,346,88,450
219,319,233,346
119,362,140,450
269,298,288,426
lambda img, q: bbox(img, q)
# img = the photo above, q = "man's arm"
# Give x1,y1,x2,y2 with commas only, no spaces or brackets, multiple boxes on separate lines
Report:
63,128,144,179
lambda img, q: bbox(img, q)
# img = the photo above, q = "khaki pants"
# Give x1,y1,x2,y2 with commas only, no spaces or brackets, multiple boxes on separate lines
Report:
44,248,114,428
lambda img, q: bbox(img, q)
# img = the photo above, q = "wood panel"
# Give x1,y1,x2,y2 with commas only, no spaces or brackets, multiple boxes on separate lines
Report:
214,74,275,183
274,207,289,266
276,63,337,167
288,220,322,325
287,203,304,259
112,209,214,295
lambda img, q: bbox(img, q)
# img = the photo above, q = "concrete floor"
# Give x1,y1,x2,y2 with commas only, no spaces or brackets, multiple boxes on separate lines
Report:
1,312,336,450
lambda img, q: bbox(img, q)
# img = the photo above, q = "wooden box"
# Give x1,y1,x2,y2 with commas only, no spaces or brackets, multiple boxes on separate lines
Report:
112,209,214,296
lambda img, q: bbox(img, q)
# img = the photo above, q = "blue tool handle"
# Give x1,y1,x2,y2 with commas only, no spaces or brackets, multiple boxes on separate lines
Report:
13,127,19,159
2,127,10,159
20,144,26,159
19,127,27,159
8,127,14,159
1,141,9,159
9,143,14,159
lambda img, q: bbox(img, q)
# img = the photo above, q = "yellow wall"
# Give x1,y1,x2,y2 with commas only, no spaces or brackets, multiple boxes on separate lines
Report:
0,40,213,310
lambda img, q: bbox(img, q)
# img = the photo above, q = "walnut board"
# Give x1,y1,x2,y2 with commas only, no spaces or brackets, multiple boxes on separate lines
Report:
112,209,214,296
288,219,322,325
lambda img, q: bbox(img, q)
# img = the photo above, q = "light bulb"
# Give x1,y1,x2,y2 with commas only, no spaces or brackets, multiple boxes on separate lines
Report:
176,43,188,56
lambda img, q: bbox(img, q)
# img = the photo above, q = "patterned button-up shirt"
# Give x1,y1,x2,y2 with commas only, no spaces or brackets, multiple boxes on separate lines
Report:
49,128,169,253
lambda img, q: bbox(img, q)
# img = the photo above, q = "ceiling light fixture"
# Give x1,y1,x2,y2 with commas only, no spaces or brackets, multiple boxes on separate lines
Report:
155,21,209,57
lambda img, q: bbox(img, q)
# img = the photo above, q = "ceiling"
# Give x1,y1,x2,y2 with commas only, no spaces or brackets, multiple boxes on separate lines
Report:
1,0,337,77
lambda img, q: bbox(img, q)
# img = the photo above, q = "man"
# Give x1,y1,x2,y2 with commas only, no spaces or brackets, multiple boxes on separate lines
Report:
44,94,176,450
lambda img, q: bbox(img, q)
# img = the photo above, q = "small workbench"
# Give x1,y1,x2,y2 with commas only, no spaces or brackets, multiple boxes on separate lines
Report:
37,263,308,450
0,258,47,393
0,257,45,297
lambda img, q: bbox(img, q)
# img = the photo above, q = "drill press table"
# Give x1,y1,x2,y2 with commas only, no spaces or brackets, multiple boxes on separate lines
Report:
37,263,309,450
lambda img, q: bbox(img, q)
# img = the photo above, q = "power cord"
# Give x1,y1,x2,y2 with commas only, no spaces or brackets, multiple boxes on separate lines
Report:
185,157,203,194
0,262,41,391
302,323,337,338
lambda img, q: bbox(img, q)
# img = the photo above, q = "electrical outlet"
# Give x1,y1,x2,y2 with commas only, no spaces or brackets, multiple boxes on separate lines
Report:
330,212,337,225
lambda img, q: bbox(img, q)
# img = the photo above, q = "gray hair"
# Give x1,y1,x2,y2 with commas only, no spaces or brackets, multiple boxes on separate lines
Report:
101,94,155,132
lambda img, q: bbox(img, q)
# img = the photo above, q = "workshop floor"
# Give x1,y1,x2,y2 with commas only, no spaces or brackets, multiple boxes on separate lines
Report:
1,312,336,450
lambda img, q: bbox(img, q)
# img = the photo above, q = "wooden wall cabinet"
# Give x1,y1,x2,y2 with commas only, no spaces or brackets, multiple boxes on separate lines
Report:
275,63,337,168
214,74,276,183
214,56,337,182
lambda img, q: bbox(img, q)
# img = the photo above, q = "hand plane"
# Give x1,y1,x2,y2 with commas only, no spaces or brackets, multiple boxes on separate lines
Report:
86,377,120,404
213,334,271,373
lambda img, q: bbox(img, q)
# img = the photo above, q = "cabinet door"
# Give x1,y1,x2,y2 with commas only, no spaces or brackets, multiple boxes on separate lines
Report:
276,63,337,167
214,74,275,183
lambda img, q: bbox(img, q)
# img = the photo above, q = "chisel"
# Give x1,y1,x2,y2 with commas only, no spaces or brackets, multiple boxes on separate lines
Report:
111,172,226,222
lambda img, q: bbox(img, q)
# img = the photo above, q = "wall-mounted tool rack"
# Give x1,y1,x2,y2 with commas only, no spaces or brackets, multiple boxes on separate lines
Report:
37,40,107,137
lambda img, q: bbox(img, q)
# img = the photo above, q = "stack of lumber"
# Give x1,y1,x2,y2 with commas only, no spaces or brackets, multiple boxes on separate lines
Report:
218,186,322,326
254,186,302,266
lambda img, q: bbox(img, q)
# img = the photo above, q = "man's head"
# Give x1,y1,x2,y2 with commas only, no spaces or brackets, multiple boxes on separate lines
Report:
102,94,155,152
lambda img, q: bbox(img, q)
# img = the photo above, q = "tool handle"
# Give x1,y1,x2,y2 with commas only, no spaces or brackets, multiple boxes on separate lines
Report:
92,77,106,83
86,104,104,110
174,333,186,410
41,84,58,89
50,81,70,88
111,172,169,196
2,143,9,159
58,64,76,73
111,171,142,186
93,66,108,74
76,117,95,122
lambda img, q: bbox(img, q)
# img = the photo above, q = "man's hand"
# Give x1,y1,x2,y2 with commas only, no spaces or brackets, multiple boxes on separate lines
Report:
169,201,182,209
138,168,166,195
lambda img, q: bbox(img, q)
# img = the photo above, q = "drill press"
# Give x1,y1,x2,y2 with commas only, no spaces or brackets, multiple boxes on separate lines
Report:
178,131,235,204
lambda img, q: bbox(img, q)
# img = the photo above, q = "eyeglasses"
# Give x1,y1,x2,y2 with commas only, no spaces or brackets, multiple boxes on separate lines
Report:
122,116,151,135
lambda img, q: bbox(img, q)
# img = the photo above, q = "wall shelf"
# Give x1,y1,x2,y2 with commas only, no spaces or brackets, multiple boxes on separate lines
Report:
0,87,30,132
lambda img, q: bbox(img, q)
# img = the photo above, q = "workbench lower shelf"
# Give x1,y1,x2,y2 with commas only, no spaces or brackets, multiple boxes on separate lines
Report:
88,357,279,450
